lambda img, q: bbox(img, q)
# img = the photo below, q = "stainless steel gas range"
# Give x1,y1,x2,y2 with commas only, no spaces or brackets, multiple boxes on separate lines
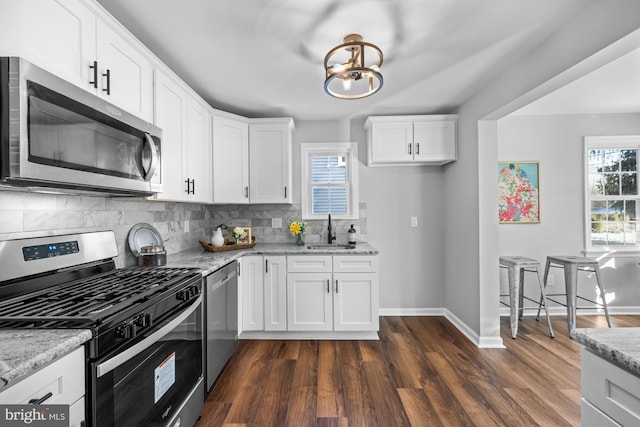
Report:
0,231,204,427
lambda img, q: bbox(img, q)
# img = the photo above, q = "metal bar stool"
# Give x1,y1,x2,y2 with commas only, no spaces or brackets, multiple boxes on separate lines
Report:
499,256,554,339
536,255,611,332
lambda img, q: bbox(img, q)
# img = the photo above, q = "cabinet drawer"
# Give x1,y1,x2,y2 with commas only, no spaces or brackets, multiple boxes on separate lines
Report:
287,255,332,273
581,398,621,427
333,255,378,273
0,346,85,405
582,348,640,426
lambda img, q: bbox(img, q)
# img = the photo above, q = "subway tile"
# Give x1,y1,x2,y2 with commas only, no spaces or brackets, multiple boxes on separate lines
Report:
23,210,84,231
0,211,23,233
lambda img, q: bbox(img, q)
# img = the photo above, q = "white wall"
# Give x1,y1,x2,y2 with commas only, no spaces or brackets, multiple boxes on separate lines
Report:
445,0,640,345
294,119,446,311
498,113,640,311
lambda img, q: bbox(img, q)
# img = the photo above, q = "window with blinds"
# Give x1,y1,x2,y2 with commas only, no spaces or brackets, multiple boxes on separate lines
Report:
311,155,348,214
301,143,359,219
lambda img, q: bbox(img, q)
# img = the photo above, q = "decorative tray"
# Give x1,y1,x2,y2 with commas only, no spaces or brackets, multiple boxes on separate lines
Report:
199,236,256,253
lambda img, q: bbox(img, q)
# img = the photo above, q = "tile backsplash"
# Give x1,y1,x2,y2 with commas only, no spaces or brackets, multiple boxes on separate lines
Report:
0,191,367,267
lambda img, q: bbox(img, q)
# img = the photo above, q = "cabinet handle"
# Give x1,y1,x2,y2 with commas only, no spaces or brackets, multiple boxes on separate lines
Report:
89,61,98,88
185,179,190,194
244,186,249,198
284,186,287,199
102,69,111,95
265,259,269,273
408,142,412,155
191,179,195,195
335,279,339,293
29,392,52,405
416,142,420,155
327,279,330,293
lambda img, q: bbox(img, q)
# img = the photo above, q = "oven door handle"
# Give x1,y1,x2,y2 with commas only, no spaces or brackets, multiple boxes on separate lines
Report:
96,295,202,378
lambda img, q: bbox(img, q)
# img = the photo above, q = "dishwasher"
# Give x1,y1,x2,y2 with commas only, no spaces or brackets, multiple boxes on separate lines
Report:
204,260,239,391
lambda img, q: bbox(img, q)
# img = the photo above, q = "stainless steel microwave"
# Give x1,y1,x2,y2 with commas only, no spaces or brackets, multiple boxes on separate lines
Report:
0,57,162,196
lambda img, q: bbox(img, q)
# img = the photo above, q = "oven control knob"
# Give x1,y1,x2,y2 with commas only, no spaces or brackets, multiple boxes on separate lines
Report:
115,323,133,339
176,290,188,301
135,313,151,328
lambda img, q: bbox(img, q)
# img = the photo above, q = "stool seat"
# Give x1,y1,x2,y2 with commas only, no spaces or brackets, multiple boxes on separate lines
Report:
499,256,554,339
538,255,611,332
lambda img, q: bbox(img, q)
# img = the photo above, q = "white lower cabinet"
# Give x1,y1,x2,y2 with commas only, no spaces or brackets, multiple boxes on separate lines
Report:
240,255,286,332
581,348,640,426
241,254,379,336
287,255,379,332
240,256,264,331
0,346,85,427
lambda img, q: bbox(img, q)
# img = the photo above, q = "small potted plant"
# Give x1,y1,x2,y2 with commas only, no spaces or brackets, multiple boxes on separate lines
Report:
289,220,308,246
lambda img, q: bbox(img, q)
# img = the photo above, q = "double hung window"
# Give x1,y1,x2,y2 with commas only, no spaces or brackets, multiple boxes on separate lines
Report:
584,136,640,251
301,142,359,220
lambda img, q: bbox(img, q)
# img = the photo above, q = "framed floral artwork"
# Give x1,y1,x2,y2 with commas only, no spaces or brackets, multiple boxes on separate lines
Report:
498,161,540,223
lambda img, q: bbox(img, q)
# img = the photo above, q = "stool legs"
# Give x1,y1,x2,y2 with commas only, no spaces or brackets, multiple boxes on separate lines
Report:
507,265,519,339
564,264,578,331
593,266,612,328
534,267,554,338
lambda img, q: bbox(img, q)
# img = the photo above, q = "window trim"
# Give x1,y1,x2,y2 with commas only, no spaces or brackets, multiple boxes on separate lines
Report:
584,135,640,252
301,142,359,220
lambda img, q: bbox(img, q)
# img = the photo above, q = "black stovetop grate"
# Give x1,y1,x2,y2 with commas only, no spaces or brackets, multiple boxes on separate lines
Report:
0,267,197,325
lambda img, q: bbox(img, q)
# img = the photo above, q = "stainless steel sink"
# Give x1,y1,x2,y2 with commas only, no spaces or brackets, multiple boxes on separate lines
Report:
306,244,356,250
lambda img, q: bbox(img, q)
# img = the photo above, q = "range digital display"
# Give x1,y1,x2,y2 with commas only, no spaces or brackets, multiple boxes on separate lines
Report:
22,240,80,261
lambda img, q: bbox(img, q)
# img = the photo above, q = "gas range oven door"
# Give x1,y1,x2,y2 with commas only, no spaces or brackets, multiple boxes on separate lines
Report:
92,295,203,427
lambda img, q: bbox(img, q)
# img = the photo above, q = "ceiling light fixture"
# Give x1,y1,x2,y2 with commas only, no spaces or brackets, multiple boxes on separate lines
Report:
324,34,383,99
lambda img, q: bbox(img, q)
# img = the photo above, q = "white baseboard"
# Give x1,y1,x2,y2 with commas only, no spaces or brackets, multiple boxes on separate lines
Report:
379,307,505,349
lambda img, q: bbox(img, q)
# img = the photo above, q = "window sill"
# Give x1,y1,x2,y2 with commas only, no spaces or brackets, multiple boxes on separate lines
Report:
582,249,640,258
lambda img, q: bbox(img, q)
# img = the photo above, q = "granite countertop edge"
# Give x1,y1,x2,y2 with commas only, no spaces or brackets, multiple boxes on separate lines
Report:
166,242,380,276
571,327,640,376
0,329,92,391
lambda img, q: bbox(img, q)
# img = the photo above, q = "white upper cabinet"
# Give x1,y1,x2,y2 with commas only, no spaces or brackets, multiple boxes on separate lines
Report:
212,114,250,204
94,19,153,121
154,69,211,203
212,117,294,204
249,119,294,204
365,115,457,166
0,0,153,122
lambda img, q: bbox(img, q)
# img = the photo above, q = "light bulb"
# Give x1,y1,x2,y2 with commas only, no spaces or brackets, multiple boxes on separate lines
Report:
342,78,351,91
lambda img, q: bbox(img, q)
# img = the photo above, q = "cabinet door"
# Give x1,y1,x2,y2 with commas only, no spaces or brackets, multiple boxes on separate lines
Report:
264,256,287,331
241,256,264,331
287,273,333,331
185,97,212,203
212,115,249,204
154,69,188,202
249,121,292,204
413,119,456,162
0,0,96,91
370,121,413,162
96,20,153,121
333,273,379,331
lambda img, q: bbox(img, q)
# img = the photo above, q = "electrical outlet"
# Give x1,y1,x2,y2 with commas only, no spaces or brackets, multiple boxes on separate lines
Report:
184,220,190,233
272,218,282,228
410,216,418,227
547,274,554,287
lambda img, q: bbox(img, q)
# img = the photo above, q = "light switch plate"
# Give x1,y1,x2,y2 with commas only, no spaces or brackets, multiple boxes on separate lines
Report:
272,218,282,228
410,216,418,227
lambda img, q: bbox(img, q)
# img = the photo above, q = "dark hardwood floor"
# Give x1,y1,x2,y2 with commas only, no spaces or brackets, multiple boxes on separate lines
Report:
196,314,640,426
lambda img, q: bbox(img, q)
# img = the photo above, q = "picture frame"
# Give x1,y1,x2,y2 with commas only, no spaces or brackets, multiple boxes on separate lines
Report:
237,227,252,245
498,161,540,224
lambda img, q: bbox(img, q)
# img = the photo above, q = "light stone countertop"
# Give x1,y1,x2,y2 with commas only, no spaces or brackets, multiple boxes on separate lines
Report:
571,327,640,376
166,242,379,275
0,242,378,391
0,329,92,392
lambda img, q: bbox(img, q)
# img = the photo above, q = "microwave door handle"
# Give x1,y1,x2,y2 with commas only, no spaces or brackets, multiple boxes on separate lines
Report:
142,133,158,181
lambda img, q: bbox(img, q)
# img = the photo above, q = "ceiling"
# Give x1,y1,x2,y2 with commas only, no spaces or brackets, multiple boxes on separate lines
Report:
96,0,638,121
